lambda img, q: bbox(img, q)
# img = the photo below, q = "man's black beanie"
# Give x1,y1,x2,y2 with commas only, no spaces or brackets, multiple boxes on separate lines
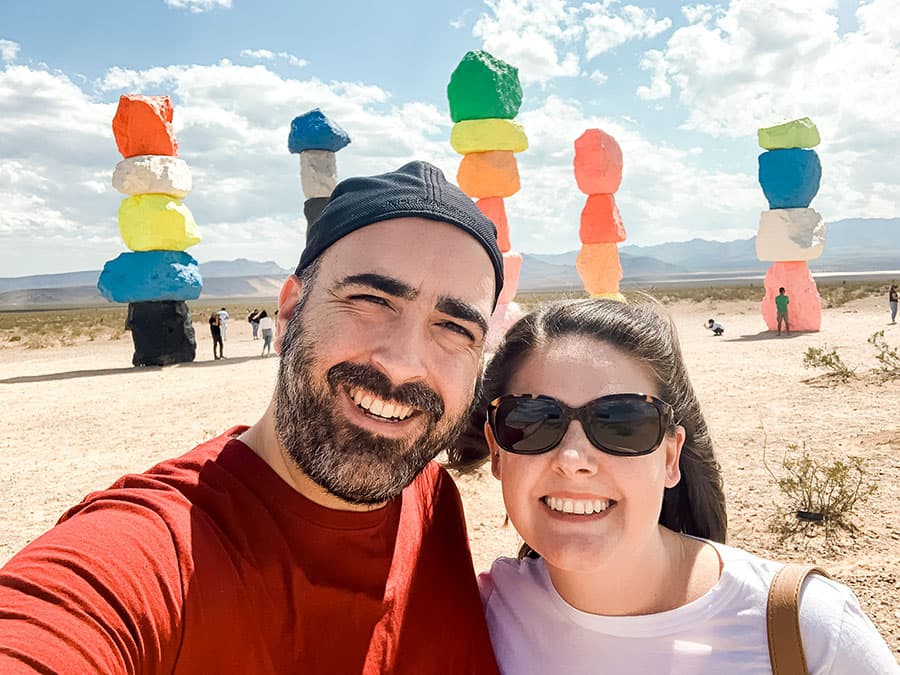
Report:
295,161,504,307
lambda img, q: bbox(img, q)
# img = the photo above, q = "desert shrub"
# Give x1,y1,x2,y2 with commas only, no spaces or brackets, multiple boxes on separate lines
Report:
802,345,855,381
867,330,900,379
767,443,877,547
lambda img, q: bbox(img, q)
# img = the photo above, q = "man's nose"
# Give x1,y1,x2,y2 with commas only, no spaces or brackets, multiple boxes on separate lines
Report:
370,314,429,385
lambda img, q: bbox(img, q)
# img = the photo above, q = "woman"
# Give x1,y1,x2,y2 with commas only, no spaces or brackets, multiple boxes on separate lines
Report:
257,310,274,356
456,298,895,674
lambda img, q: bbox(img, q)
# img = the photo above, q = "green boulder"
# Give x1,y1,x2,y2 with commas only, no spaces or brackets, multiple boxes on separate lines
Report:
758,117,820,149
447,50,522,122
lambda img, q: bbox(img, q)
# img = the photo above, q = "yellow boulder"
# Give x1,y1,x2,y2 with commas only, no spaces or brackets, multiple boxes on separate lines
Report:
450,119,528,154
118,194,201,252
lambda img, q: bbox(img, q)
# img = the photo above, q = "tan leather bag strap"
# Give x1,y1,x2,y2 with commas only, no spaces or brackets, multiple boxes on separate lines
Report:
767,563,831,675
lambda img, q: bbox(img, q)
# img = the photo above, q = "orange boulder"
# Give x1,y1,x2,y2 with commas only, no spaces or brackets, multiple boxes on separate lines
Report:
476,197,511,252
457,151,519,198
112,94,178,158
580,194,625,243
576,243,623,296
574,129,623,195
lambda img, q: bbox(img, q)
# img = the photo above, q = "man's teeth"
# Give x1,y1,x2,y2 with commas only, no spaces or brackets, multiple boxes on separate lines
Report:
544,496,611,515
349,388,414,421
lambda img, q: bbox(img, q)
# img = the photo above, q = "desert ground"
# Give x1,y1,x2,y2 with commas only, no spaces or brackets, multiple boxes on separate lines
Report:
1,294,899,661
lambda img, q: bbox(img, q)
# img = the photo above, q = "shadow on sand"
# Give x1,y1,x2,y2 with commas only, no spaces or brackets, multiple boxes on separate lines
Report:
725,330,811,342
0,354,269,385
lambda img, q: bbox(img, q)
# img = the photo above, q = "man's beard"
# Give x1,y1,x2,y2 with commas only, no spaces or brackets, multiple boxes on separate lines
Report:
273,310,478,505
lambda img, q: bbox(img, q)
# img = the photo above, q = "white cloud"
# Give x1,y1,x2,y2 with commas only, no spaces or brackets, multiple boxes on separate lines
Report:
472,0,584,83
0,39,20,62
163,0,231,13
240,49,308,68
636,49,669,100
470,0,674,83
582,2,673,58
588,70,608,84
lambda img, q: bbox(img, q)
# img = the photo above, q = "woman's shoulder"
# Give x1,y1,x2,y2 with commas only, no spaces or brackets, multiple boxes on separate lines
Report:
478,556,546,606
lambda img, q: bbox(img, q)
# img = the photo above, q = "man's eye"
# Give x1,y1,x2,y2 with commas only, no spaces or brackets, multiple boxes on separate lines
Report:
350,294,389,306
440,321,475,341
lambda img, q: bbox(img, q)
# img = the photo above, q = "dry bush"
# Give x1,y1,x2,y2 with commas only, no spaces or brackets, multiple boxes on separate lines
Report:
766,442,878,549
802,345,856,382
868,330,900,379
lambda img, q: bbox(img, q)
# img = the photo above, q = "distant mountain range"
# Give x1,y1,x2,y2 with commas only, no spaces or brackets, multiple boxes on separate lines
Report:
2,218,897,307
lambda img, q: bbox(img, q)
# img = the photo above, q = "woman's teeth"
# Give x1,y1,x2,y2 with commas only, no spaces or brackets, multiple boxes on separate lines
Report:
349,388,414,421
544,496,611,515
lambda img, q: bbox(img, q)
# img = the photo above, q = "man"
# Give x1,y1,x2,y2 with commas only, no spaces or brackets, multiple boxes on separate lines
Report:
775,287,790,336
0,161,503,674
217,306,230,340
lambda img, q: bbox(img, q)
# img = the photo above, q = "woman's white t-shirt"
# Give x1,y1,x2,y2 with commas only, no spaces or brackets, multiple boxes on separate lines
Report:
257,316,274,331
479,540,898,674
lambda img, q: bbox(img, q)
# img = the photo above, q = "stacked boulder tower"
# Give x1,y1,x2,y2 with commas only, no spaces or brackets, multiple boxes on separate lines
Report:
755,117,825,332
288,108,351,229
98,95,202,366
573,129,626,301
448,50,527,334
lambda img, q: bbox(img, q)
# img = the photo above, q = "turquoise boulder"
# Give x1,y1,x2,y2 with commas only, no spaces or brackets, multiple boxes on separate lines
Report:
758,149,821,209
98,251,202,303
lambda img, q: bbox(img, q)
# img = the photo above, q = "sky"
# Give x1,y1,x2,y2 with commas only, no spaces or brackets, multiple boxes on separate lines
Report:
1,0,898,277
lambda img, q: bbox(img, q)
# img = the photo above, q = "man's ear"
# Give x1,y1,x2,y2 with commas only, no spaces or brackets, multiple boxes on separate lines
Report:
485,421,502,480
275,275,303,354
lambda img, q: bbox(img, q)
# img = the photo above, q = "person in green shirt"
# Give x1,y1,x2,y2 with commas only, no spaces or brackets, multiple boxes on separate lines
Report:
775,287,790,336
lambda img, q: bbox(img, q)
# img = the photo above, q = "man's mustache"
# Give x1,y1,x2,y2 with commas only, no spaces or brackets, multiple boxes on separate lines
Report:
327,362,445,420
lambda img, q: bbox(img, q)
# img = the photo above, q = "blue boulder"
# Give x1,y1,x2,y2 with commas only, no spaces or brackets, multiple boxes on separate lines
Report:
98,251,203,303
288,108,351,154
758,149,821,209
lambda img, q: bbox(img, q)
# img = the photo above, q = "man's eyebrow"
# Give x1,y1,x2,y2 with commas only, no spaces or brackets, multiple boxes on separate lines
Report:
334,273,418,299
436,296,489,336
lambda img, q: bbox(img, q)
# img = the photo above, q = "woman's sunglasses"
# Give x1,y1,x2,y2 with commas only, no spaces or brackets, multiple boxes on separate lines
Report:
488,393,675,457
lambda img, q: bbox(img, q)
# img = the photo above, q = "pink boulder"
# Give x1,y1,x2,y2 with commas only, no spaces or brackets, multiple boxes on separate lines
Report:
574,129,623,195
112,95,178,158
487,301,526,351
580,194,626,243
476,197,511,252
761,261,822,331
499,252,522,304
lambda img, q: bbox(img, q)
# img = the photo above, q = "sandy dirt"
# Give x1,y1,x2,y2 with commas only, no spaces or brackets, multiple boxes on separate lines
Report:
1,297,898,661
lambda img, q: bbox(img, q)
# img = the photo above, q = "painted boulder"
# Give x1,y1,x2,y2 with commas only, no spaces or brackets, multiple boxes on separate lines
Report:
450,119,528,154
574,129,623,195
112,95,178,158
118,194,201,251
98,250,202,303
758,149,821,209
758,117,820,150
580,193,626,243
447,50,522,122
112,155,192,198
756,208,825,261
476,197,511,252
288,109,351,154
457,151,520,198
761,261,822,331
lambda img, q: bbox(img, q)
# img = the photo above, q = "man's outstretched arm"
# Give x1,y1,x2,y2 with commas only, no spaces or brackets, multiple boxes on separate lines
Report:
0,502,184,674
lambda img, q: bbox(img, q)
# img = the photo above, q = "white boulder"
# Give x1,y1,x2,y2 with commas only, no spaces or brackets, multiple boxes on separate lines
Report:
300,150,337,199
756,208,825,261
112,155,192,198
